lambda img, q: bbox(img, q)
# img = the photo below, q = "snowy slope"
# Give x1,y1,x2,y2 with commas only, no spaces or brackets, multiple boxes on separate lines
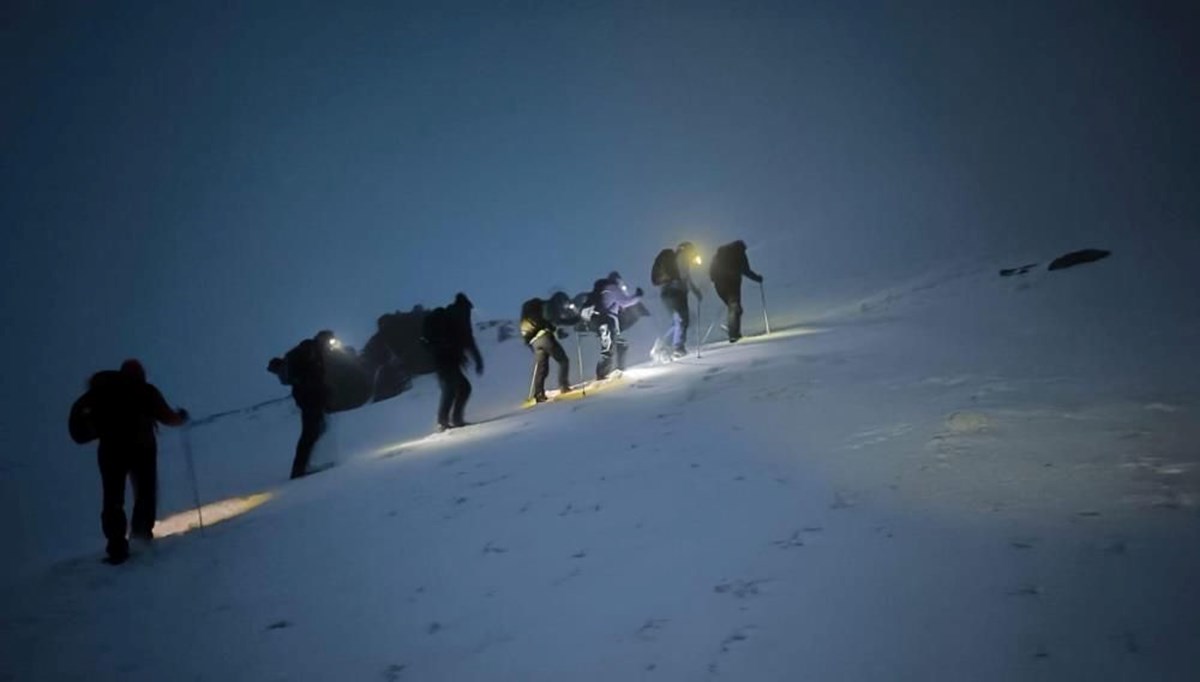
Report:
3,242,1200,681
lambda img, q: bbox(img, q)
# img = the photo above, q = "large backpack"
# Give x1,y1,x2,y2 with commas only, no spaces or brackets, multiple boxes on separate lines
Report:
519,298,545,342
650,248,679,286
421,307,454,347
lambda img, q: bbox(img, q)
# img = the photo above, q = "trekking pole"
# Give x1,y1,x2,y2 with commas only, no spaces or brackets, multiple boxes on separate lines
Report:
695,298,703,359
574,331,586,396
701,321,717,346
759,281,772,335
181,426,206,534
526,361,539,402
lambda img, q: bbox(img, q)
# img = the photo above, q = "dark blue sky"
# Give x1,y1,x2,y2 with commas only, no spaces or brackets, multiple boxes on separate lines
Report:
2,1,1197,567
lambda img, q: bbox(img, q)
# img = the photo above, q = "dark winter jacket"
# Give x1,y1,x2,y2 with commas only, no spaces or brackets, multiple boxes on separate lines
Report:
545,291,581,327
423,293,484,372
709,240,763,292
286,338,327,410
597,275,643,316
70,368,184,447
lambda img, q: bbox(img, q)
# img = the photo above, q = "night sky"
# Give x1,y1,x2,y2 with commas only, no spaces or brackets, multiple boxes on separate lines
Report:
2,1,1197,570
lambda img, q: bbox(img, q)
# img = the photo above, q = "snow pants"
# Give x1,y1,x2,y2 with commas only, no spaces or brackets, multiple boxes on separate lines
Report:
292,406,326,479
595,314,628,380
661,287,690,351
531,333,570,398
98,441,157,558
716,283,744,341
435,360,472,427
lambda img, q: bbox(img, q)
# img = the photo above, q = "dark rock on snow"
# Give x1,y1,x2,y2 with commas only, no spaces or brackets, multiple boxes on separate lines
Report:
1048,249,1111,271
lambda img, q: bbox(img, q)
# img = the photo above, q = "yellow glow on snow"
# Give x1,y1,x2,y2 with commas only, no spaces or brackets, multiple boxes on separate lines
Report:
737,326,827,344
373,419,521,459
154,492,274,538
621,365,672,381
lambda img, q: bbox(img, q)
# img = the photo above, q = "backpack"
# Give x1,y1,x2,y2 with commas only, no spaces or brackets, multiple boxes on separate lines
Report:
421,307,453,346
651,248,679,286
68,393,98,444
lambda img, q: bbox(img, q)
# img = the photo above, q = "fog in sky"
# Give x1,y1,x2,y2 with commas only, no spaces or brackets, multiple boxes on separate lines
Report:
2,1,1196,570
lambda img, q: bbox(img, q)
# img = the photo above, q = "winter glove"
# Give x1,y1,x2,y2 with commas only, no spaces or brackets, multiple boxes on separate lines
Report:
634,287,644,297
752,274,764,284
178,408,190,423
556,328,569,339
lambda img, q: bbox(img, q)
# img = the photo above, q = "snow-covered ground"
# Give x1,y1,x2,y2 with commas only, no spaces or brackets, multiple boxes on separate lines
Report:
3,243,1199,681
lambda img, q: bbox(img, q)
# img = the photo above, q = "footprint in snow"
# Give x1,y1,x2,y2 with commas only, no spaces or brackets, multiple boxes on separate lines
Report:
719,625,756,653
830,491,857,510
482,542,508,554
635,618,669,641
552,567,583,586
714,579,769,599
771,531,805,550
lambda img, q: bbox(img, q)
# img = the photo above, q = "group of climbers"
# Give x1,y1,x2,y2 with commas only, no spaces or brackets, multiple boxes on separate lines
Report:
69,238,762,565
518,239,764,402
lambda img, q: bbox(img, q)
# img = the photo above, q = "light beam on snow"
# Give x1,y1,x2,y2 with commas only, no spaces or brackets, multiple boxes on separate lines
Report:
737,326,828,344
373,419,521,460
154,492,274,538
621,366,673,381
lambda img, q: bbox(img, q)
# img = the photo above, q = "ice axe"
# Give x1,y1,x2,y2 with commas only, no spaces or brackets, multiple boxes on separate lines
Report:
181,425,205,534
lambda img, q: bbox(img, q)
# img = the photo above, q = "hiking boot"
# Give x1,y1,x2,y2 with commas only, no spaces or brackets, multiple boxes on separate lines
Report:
671,348,687,359
533,394,549,403
105,541,130,565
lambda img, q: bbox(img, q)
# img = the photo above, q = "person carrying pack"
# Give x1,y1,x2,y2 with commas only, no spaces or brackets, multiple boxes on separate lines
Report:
284,334,331,479
520,297,572,402
652,242,704,358
592,272,643,380
709,240,764,342
422,293,484,431
68,360,188,564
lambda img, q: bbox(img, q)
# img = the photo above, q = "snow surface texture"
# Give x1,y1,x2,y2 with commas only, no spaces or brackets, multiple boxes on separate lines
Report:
3,244,1200,681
